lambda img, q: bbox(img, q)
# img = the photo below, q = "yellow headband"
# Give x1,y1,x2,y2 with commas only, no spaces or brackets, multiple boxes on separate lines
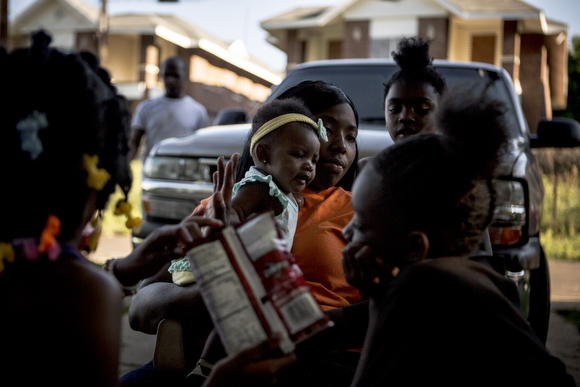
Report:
250,113,328,153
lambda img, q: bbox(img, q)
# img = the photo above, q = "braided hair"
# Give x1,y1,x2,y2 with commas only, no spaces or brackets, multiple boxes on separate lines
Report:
372,86,508,257
0,31,132,242
383,37,446,103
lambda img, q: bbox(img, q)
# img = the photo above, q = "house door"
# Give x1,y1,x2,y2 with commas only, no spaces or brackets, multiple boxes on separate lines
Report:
328,40,342,60
471,35,496,65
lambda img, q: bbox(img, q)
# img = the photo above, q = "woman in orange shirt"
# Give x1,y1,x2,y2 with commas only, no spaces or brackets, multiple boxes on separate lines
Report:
123,81,364,387
195,81,366,387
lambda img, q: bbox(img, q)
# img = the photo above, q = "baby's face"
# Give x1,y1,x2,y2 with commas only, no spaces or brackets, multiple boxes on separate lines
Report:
264,123,320,194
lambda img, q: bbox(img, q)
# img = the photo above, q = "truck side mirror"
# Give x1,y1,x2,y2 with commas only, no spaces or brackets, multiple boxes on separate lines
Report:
530,117,580,148
213,108,247,126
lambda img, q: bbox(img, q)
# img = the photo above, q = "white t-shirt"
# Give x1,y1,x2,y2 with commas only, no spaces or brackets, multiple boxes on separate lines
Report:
132,95,209,160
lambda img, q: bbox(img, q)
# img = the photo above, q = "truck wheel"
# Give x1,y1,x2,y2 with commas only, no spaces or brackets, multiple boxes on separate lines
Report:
527,247,550,345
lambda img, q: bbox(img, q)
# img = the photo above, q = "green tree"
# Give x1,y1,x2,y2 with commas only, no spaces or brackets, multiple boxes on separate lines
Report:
554,35,580,122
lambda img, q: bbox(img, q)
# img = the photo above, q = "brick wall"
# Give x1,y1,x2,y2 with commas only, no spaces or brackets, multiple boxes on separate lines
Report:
418,18,449,59
502,21,520,82
520,33,550,133
343,20,370,58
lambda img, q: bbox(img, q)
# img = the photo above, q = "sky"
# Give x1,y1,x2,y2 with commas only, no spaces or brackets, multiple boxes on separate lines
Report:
10,0,580,73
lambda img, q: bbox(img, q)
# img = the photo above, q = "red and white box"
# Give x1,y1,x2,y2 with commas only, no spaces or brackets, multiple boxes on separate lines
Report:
187,212,333,355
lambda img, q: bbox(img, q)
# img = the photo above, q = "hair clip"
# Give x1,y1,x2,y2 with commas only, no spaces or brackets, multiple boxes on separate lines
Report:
16,110,48,160
38,215,62,262
114,199,143,232
316,118,328,142
83,154,111,191
0,242,15,274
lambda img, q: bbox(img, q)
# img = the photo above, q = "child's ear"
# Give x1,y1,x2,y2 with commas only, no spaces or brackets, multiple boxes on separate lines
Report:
255,143,269,165
407,231,429,263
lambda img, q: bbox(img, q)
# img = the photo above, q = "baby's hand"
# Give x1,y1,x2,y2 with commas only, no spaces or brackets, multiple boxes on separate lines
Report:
342,242,399,298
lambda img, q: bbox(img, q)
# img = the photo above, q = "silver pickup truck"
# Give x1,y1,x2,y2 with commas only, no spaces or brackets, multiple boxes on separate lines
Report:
135,58,580,344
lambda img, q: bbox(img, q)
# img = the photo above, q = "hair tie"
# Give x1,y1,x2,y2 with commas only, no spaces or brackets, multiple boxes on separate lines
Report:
114,199,142,232
16,110,48,160
83,154,111,191
250,114,328,153
38,214,61,261
0,242,15,274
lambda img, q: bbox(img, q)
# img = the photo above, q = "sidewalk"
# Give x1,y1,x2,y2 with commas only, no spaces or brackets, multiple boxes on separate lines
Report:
89,235,580,384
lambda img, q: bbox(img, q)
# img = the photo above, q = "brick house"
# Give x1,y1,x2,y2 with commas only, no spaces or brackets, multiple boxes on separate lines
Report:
261,0,569,133
10,0,282,120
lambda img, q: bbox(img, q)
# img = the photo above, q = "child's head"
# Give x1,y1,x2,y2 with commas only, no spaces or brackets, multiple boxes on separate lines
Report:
0,31,131,242
345,86,508,270
384,37,446,143
249,98,323,194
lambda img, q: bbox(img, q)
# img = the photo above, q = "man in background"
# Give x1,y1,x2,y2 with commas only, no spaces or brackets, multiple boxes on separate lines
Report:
128,56,209,161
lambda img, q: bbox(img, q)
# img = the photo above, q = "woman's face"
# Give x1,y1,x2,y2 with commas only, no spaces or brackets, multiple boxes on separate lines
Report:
385,79,439,143
308,103,358,190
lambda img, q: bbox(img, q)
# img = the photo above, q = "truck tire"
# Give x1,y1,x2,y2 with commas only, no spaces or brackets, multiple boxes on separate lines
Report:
527,247,550,345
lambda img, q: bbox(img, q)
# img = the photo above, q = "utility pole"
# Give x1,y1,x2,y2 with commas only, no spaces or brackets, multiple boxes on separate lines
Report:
98,0,108,66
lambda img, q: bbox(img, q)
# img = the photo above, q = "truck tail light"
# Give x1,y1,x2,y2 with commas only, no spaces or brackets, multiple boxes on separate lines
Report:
488,179,527,247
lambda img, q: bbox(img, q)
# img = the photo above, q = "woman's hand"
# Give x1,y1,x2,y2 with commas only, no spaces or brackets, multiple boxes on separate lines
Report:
342,242,399,298
202,335,297,387
208,153,239,228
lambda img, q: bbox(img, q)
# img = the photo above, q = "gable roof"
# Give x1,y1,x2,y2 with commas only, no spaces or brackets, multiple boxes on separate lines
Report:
261,0,359,29
261,0,552,31
434,0,540,19
11,0,99,31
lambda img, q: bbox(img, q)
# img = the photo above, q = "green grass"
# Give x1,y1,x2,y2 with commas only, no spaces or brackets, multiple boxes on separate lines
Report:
101,160,143,236
540,173,580,261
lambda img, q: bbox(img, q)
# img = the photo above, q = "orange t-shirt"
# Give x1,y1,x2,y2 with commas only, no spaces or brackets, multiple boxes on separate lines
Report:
291,187,363,311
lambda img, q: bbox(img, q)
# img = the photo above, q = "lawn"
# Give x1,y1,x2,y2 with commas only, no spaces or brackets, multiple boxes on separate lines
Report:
541,172,580,261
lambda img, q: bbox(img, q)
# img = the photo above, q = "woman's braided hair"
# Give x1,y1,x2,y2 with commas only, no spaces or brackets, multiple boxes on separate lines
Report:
0,31,132,242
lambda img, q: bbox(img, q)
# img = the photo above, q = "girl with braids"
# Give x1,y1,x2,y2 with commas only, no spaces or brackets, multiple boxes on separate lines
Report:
341,86,574,386
384,37,446,143
0,32,229,386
